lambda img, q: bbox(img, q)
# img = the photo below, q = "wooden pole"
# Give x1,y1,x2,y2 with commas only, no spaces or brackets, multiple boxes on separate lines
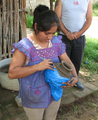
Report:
50,0,53,10
10,0,13,50
14,0,17,43
0,7,2,60
2,0,7,58
19,0,23,39
0,0,27,59
7,0,11,57
16,0,19,43
22,0,27,38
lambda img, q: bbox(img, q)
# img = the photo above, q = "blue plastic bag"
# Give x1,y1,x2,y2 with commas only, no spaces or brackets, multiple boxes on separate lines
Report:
44,68,71,101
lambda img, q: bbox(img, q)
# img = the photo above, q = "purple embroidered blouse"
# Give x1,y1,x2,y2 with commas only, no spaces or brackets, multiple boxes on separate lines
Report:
11,35,66,108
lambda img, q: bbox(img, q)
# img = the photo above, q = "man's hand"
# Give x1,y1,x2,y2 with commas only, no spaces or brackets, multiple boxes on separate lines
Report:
67,32,77,40
73,32,81,39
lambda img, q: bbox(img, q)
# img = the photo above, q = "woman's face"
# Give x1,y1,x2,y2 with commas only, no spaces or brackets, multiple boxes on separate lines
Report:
36,25,58,43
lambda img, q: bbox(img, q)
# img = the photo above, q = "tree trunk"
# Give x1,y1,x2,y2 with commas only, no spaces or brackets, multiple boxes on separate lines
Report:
50,0,53,10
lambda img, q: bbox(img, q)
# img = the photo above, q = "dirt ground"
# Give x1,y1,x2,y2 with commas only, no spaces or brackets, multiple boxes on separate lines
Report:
57,67,98,120
57,91,98,120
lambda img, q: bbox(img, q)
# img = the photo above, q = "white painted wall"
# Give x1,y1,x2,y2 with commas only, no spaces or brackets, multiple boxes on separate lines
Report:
91,0,98,4
26,0,98,12
26,0,50,12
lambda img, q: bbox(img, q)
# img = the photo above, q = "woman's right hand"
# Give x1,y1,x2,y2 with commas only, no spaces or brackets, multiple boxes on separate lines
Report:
61,77,78,88
37,59,54,71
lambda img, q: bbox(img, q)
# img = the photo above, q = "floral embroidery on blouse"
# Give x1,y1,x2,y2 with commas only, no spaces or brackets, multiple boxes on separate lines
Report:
24,35,52,66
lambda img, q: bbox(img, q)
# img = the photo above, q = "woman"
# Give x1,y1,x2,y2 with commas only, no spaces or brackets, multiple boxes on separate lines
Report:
8,5,78,120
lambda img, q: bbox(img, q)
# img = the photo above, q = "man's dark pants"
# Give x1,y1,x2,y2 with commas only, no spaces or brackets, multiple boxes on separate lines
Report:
61,35,86,76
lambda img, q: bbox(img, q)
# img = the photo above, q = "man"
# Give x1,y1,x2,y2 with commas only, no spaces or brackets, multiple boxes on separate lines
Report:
55,0,92,90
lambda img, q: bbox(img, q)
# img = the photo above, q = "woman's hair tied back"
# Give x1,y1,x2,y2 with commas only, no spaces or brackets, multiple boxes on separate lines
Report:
33,5,60,33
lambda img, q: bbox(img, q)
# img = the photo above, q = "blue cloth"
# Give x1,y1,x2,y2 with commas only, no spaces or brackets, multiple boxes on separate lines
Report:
44,68,71,101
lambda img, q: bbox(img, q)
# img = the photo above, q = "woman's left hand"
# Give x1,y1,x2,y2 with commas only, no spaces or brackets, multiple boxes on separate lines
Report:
61,77,78,88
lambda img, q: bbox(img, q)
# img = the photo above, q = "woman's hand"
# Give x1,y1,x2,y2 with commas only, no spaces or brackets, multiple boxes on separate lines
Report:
37,59,54,71
61,77,78,88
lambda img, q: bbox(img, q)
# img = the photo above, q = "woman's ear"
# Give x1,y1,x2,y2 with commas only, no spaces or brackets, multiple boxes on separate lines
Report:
34,23,37,31
34,23,39,34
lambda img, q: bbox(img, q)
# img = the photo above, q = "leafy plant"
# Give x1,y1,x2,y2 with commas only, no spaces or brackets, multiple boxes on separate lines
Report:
59,115,65,120
88,102,97,107
72,104,77,114
93,2,98,10
26,14,34,28
82,37,98,73
92,2,98,16
93,10,98,16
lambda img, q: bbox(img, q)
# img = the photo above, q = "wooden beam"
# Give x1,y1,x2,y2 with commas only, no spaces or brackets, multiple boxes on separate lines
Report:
0,7,2,60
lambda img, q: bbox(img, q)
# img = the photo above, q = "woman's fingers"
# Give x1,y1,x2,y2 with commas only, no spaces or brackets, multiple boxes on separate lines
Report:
61,77,78,88
38,59,54,70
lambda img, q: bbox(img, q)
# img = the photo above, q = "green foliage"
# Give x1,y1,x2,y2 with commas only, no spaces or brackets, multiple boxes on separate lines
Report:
55,32,58,36
93,2,98,10
26,14,34,28
93,10,98,16
59,115,65,120
88,102,97,107
72,104,77,114
82,37,98,73
92,2,98,16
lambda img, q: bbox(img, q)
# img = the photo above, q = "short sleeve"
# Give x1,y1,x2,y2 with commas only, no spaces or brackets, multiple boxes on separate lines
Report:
11,38,30,59
61,42,66,55
57,35,66,56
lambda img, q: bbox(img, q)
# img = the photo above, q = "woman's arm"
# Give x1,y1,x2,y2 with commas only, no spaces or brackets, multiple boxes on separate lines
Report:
59,52,78,88
8,49,54,79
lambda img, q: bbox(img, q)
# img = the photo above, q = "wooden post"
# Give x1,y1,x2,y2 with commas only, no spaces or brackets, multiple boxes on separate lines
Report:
50,0,53,10
0,7,2,60
14,0,17,43
10,0,13,51
0,0,27,60
7,0,11,57
16,0,19,43
2,0,7,58
22,0,27,38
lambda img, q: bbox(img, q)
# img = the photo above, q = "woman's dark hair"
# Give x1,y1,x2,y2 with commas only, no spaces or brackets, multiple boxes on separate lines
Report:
32,5,60,33
33,5,49,20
